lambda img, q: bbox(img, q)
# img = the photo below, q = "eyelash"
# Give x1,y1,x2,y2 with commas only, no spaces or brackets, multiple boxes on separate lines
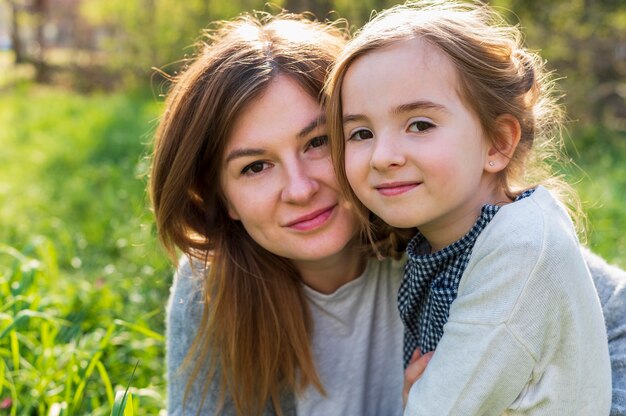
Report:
241,161,269,175
347,129,373,141
408,120,435,132
306,135,329,150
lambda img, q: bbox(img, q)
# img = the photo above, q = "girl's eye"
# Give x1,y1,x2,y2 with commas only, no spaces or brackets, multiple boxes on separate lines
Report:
241,161,268,175
408,120,435,132
348,129,373,141
307,135,329,150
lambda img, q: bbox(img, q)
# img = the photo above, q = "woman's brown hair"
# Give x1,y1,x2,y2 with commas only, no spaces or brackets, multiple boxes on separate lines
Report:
326,0,582,240
149,13,347,415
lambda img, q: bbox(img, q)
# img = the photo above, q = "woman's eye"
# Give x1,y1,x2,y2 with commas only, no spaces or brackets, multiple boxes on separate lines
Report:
241,161,268,175
348,129,373,141
307,135,329,150
408,120,435,132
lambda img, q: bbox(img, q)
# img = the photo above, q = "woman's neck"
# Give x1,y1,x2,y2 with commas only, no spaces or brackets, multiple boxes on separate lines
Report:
294,243,366,295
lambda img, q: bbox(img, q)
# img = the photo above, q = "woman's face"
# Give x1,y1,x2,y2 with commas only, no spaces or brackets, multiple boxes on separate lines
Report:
221,75,360,268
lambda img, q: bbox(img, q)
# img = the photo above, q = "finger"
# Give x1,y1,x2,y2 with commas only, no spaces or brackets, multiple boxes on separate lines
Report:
403,351,435,407
405,352,432,384
409,348,422,364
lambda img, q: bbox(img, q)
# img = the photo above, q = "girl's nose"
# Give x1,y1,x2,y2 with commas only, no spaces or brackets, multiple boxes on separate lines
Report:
281,161,320,203
370,135,406,171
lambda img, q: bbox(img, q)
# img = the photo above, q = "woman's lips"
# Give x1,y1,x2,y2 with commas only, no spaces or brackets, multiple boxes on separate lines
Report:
285,205,336,231
375,182,419,196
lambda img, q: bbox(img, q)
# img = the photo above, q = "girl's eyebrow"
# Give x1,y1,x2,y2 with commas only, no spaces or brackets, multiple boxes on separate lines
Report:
343,100,448,126
342,114,367,125
392,100,447,115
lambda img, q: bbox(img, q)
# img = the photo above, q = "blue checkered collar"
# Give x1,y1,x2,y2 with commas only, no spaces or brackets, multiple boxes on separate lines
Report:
399,188,536,366
406,204,500,265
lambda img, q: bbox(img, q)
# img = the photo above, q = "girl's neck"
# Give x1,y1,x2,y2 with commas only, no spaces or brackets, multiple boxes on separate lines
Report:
422,186,512,253
294,243,366,295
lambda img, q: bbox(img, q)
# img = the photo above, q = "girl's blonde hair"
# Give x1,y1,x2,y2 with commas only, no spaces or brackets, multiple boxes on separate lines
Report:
326,0,582,241
150,13,348,415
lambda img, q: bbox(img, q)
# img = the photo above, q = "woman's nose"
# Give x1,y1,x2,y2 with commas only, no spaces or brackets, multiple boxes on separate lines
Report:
281,160,320,203
370,135,406,171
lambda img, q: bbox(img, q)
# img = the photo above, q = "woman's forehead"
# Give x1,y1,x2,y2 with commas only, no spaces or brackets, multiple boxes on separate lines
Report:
225,75,323,153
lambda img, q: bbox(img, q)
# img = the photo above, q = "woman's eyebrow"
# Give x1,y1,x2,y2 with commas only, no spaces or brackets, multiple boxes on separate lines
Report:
297,115,326,139
225,115,325,163
225,148,265,163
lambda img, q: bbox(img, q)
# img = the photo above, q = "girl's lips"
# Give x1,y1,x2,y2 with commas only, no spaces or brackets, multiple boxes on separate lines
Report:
285,205,336,231
375,182,419,196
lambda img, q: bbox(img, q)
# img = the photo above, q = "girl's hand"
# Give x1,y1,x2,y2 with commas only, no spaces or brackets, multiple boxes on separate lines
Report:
403,348,435,408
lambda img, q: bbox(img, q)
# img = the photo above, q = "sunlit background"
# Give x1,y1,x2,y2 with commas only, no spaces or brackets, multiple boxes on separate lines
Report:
0,0,624,414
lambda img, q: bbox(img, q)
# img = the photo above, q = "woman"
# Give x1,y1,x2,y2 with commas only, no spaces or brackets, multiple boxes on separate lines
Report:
150,12,626,416
151,13,408,416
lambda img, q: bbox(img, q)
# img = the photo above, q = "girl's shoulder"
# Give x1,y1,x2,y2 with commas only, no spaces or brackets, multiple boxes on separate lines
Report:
460,186,589,302
481,186,578,253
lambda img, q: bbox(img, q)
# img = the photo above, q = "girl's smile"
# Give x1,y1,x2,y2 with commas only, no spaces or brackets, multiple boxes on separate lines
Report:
375,181,421,197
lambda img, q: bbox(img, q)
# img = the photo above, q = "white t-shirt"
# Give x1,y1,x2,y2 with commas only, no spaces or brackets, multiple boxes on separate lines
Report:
297,256,405,416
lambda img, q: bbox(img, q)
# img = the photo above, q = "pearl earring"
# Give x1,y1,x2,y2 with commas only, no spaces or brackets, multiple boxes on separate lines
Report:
488,161,495,167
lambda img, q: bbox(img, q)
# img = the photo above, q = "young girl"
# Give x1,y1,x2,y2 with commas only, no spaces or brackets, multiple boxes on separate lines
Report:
326,1,612,414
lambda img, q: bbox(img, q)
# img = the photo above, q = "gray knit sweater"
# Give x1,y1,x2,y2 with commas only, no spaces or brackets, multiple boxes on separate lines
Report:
166,249,626,415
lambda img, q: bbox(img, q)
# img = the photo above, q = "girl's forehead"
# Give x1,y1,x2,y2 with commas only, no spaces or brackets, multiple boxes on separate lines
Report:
344,38,459,93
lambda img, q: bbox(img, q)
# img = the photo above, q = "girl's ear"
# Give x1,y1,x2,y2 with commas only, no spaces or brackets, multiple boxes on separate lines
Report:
485,114,521,172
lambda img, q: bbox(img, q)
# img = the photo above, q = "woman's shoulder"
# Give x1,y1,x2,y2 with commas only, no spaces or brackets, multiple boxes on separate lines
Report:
167,255,207,327
582,248,626,315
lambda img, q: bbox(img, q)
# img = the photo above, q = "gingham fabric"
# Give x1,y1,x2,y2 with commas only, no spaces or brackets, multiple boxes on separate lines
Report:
399,189,535,367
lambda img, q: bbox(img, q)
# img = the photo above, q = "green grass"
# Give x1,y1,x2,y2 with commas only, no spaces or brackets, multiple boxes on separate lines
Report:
0,84,169,414
0,83,624,415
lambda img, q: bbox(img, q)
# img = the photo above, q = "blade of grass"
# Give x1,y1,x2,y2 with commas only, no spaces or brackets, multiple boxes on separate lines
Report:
96,360,114,407
0,358,4,396
112,319,164,342
111,361,139,416
9,331,19,372
70,323,116,412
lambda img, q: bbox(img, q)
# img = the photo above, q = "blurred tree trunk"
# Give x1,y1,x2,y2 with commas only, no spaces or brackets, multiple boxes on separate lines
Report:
284,0,333,19
32,0,50,82
8,0,25,63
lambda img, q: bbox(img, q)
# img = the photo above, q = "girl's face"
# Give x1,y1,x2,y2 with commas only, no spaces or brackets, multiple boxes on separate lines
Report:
341,38,500,251
221,75,360,268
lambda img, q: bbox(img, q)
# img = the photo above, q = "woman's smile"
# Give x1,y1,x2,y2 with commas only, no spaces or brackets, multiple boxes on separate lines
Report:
284,205,337,231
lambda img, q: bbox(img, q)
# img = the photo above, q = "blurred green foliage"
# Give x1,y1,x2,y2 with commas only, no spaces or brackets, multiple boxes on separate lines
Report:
69,0,626,131
561,126,626,263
